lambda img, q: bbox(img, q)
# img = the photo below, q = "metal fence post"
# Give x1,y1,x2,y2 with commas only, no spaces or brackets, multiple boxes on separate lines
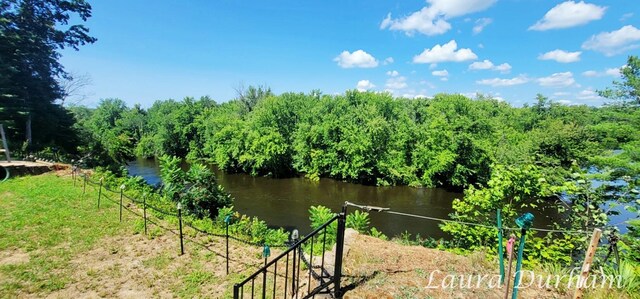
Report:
143,193,148,235
178,203,184,255
97,177,103,208
498,209,505,284
333,204,347,298
233,284,240,298
119,185,125,222
225,215,231,275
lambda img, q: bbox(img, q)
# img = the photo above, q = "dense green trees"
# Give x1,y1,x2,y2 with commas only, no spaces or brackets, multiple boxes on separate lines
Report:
72,66,638,191
0,0,96,152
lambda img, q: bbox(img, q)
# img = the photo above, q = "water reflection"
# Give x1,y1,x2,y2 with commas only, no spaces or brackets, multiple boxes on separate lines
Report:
127,157,618,238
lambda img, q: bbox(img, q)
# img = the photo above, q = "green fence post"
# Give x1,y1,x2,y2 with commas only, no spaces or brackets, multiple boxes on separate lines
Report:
498,209,505,285
511,213,534,299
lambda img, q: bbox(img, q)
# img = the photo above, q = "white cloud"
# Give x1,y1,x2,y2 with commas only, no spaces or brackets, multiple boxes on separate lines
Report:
432,69,449,77
576,88,602,100
334,50,379,68
476,75,529,87
383,57,394,65
494,63,512,73
582,25,640,56
356,80,376,91
537,72,576,87
385,76,408,90
380,0,497,36
469,60,494,70
538,49,582,63
440,77,449,82
468,59,511,73
553,91,571,97
557,99,574,105
413,40,477,64
605,68,621,77
473,18,492,34
620,13,633,22
386,70,399,77
581,67,623,77
529,1,607,31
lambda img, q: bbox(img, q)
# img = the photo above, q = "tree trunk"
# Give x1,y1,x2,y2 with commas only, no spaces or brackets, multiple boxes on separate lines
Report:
26,113,32,147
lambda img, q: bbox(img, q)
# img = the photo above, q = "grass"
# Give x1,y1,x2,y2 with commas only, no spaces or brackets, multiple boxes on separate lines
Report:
0,172,265,298
0,173,132,296
2,172,637,298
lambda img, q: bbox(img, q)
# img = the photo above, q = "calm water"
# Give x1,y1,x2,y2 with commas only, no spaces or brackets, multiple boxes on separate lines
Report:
126,158,598,237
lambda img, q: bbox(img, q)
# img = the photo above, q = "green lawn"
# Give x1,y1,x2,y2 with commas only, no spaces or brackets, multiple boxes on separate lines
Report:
0,173,267,298
0,173,133,296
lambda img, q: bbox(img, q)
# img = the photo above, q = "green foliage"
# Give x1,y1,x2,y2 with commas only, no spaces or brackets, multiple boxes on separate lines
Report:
621,219,640,263
309,205,336,229
346,210,370,233
158,155,232,219
93,168,288,246
0,0,96,153
441,163,622,266
598,55,640,106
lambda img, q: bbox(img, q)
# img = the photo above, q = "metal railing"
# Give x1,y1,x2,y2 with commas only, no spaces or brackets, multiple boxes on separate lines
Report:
233,206,346,299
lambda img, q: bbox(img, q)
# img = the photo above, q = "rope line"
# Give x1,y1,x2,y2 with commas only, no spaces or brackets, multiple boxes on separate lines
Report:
345,202,597,235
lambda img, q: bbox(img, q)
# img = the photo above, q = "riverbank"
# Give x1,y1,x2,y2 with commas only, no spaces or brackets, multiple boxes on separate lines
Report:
2,172,636,298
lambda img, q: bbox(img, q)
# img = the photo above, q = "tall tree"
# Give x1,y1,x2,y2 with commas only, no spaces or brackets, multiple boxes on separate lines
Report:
598,55,640,106
0,0,96,151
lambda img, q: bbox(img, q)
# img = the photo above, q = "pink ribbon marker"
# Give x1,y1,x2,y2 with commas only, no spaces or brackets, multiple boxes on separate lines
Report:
507,237,516,255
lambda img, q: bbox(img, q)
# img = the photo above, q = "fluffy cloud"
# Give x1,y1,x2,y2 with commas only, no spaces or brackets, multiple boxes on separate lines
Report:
577,88,602,101
432,69,449,77
605,67,621,77
380,0,497,36
494,63,512,73
582,25,640,56
386,76,408,90
334,50,378,68
473,18,492,34
537,72,576,87
476,75,529,87
413,40,477,64
538,49,582,63
383,57,394,65
582,67,622,77
356,80,376,91
529,1,606,31
468,59,511,73
386,70,399,77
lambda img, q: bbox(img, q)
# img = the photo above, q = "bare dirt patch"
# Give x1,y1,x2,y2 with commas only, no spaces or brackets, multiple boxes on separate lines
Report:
0,249,30,266
341,233,569,299
44,228,268,299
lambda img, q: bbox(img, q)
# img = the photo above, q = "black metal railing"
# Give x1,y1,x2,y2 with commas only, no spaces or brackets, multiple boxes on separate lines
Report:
233,207,346,299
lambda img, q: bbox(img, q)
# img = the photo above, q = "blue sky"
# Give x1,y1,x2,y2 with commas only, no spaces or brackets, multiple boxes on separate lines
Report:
60,0,640,107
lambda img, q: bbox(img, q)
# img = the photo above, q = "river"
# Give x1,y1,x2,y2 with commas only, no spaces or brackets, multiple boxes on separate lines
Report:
126,157,613,238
